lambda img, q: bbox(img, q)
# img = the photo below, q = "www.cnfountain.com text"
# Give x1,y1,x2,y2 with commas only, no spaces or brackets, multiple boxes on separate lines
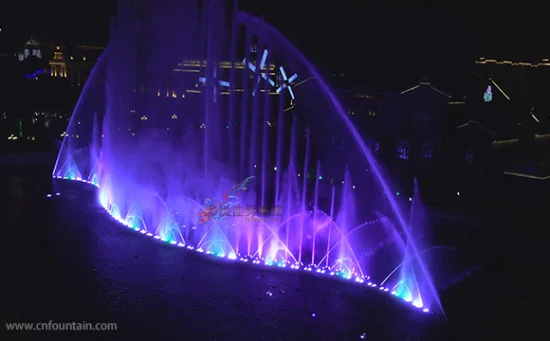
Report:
5,321,118,332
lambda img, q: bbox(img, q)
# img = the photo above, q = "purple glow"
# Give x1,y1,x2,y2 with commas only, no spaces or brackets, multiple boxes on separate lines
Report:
52,0,458,315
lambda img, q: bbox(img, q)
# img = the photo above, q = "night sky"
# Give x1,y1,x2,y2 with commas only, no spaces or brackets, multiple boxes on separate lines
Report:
1,0,548,79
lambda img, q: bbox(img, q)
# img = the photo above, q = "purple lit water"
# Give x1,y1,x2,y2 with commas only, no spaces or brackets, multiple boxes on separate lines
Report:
52,0,468,315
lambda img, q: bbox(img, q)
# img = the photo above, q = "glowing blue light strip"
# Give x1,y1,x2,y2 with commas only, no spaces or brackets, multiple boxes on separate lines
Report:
197,68,231,103
244,60,275,85
276,66,297,100
243,49,276,96
198,69,231,89
51,175,430,314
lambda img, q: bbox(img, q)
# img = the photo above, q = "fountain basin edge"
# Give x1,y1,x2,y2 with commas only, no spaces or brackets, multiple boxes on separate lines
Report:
51,175,431,314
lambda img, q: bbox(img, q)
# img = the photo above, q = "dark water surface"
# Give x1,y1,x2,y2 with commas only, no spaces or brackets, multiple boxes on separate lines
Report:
0,163,545,340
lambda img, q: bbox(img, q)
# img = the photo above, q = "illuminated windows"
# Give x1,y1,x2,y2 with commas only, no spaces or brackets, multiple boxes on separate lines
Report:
465,149,474,163
483,85,492,102
423,143,433,159
396,139,409,160
371,141,380,154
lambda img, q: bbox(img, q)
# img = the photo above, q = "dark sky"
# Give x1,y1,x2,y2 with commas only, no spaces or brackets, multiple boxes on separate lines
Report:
251,1,549,71
1,0,548,77
0,0,114,46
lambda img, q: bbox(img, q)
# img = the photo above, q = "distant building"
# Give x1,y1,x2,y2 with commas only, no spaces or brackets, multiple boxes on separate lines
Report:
472,57,550,137
18,37,43,61
317,67,549,202
0,39,104,144
385,81,451,188
444,119,497,199
460,57,550,183
474,57,550,104
317,79,452,201
49,45,104,87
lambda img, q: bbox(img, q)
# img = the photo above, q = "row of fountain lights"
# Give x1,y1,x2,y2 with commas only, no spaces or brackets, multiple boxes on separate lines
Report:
62,120,272,137
51,174,429,314
141,115,276,130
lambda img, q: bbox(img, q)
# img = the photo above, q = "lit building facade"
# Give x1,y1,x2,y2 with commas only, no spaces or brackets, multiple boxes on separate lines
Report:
466,57,550,182
1,39,103,145
318,80,453,201
118,55,307,147
49,45,104,86
472,57,550,136
474,57,550,105
18,37,42,61
49,47,67,78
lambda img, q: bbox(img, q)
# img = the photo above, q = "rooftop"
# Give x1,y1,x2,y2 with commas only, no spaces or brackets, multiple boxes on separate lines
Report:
476,57,550,68
25,37,40,47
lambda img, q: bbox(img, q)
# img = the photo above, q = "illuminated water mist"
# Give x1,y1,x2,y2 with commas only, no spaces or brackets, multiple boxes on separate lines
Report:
52,0,466,315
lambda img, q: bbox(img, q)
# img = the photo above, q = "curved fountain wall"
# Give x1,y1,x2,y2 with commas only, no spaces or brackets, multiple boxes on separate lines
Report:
53,0,451,314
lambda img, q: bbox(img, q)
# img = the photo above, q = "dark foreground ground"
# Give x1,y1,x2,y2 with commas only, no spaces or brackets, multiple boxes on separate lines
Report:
0,153,547,340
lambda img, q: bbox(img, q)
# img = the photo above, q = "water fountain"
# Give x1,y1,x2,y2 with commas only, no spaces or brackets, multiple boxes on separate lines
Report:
52,0,461,315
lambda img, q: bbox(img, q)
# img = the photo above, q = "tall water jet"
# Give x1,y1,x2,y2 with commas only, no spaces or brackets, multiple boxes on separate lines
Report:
391,178,443,314
298,128,310,263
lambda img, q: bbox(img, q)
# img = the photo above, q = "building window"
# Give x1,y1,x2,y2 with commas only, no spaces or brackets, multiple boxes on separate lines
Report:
423,143,433,159
483,85,492,102
371,141,380,154
465,149,474,163
396,139,409,160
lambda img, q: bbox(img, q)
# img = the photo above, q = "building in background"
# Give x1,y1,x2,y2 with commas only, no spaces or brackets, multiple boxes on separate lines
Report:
49,45,104,87
320,60,550,203
463,57,550,184
0,38,104,151
18,37,43,61
319,78,452,202
471,57,550,135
